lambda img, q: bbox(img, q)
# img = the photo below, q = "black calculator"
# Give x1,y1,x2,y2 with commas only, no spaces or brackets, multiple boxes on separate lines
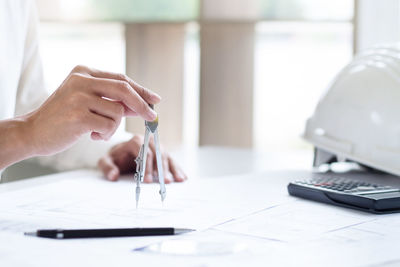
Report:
288,177,400,214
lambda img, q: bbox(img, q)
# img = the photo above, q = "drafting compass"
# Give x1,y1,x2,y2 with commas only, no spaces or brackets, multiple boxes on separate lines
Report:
134,104,166,208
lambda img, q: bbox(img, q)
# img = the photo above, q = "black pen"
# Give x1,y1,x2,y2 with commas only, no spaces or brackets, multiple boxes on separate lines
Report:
24,227,194,239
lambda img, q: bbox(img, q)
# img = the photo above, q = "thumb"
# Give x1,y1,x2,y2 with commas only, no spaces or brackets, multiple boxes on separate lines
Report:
98,155,120,181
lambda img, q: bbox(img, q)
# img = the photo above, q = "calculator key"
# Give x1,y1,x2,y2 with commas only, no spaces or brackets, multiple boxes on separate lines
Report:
355,186,377,191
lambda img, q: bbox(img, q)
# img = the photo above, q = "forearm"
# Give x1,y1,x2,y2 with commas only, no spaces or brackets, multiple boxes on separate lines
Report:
0,116,35,170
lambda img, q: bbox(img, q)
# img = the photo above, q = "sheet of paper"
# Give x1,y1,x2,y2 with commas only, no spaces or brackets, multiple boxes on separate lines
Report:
0,171,290,233
2,169,400,267
213,199,379,242
0,170,293,266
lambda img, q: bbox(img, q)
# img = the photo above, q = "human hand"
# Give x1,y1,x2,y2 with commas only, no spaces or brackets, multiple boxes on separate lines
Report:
25,65,160,156
97,135,187,183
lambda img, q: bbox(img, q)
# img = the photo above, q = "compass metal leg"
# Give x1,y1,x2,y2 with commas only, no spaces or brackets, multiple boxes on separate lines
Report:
135,128,151,208
153,129,166,201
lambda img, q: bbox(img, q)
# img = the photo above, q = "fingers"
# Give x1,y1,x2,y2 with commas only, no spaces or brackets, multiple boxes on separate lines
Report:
72,74,157,121
148,139,173,184
158,153,173,184
88,97,124,124
143,149,154,183
97,99,138,117
98,132,186,184
168,157,187,182
93,77,157,121
116,101,138,116
98,154,120,181
164,156,173,184
129,135,153,183
80,66,161,104
91,132,103,140
84,111,118,141
88,98,136,140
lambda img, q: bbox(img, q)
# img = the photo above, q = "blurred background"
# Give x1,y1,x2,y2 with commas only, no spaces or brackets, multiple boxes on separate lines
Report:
35,0,399,154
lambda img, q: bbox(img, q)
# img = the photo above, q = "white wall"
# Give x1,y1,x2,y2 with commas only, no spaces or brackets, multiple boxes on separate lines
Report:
356,0,400,52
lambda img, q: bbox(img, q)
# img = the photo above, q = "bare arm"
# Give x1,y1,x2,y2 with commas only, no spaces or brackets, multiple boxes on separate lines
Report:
0,117,34,169
0,65,161,171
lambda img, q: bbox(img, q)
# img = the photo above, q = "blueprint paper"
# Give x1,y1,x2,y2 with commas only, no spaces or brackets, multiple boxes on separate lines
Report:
2,170,400,267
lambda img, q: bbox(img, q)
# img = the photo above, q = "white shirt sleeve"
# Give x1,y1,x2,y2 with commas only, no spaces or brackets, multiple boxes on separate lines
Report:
14,0,47,117
16,0,132,171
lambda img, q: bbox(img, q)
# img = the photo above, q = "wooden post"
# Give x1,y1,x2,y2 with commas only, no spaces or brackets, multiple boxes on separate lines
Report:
199,0,257,147
125,23,185,148
199,22,255,147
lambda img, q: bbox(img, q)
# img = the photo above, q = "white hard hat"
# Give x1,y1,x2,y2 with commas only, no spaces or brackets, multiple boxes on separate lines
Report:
304,44,400,176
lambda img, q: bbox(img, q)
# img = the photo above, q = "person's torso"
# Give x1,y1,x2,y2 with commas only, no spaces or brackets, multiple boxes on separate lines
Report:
0,0,30,120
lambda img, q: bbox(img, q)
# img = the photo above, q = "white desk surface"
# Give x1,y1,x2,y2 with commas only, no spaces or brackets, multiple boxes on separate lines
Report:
1,147,400,267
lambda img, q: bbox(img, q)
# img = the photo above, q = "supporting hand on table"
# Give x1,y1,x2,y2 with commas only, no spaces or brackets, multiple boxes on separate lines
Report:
98,135,187,183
